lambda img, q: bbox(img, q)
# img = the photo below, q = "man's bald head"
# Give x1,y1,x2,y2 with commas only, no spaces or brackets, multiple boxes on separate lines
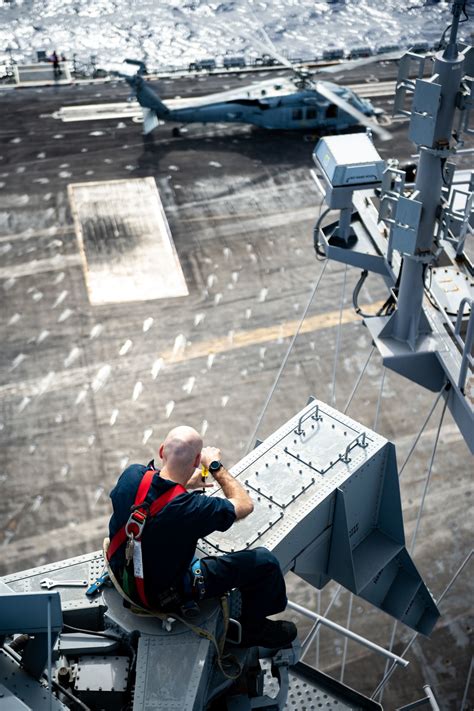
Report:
159,426,203,482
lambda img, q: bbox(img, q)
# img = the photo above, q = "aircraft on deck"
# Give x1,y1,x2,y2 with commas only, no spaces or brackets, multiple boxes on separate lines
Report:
119,53,393,140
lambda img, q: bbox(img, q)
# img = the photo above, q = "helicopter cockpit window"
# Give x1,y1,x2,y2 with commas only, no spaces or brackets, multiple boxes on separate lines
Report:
306,108,317,120
292,109,303,121
326,104,338,118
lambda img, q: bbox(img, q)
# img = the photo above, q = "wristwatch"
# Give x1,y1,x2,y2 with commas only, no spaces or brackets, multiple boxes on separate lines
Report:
208,460,223,473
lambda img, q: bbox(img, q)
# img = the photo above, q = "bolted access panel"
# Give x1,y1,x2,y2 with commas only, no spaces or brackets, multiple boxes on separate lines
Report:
203,399,440,636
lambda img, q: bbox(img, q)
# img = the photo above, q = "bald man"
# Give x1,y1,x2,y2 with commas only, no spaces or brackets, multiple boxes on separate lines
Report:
108,425,297,649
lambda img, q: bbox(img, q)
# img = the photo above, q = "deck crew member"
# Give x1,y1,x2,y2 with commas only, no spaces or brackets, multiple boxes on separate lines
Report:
108,425,297,649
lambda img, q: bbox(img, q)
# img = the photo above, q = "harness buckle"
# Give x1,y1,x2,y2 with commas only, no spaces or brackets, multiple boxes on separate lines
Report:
125,506,148,541
191,560,206,599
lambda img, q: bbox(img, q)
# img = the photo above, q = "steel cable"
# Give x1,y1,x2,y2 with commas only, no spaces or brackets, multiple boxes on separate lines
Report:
330,265,348,407
371,550,473,699
245,260,328,454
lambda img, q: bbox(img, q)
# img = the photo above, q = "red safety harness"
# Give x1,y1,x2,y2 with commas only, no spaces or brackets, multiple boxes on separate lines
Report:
107,467,186,609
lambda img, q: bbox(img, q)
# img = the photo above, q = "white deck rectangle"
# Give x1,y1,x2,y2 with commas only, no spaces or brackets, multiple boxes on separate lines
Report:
68,178,188,305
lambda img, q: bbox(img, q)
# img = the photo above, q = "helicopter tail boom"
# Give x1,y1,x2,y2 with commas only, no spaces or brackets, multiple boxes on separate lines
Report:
126,74,170,120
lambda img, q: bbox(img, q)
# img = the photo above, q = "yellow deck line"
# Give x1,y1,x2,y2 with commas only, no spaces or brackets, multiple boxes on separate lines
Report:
1,301,384,400
167,300,385,363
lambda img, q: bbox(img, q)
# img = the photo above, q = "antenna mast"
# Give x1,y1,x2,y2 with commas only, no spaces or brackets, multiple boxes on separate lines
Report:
313,0,474,450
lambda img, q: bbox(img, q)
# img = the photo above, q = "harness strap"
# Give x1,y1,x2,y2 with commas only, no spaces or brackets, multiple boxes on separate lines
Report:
107,467,186,609
134,468,155,507
103,538,241,681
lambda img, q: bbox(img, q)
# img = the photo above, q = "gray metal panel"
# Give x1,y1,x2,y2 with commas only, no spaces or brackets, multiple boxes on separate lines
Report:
292,526,332,590
0,651,67,711
104,586,221,637
0,593,62,635
1,551,104,613
409,78,441,146
206,400,381,564
0,592,63,678
430,267,473,316
245,459,315,508
203,399,440,634
366,316,447,391
282,662,382,710
0,684,30,711
319,218,392,276
74,655,129,692
133,634,212,711
56,633,119,655
392,195,423,255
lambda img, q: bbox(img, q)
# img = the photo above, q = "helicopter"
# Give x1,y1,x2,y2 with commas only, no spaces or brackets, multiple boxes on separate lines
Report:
119,49,394,140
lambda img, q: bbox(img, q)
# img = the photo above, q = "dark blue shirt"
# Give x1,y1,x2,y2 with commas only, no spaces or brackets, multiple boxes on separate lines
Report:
108,461,236,603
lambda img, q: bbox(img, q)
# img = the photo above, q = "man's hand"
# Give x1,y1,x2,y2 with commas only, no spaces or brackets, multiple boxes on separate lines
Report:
186,469,215,491
200,446,222,470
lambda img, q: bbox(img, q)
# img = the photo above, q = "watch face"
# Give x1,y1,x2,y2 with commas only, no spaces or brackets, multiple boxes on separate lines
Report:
209,460,221,472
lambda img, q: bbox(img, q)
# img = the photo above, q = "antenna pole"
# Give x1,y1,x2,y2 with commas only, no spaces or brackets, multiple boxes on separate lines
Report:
444,0,465,60
380,0,466,348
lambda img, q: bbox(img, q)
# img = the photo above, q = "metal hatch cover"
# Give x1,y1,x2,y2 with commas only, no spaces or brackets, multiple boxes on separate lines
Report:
244,458,316,508
430,267,473,316
205,491,283,553
282,408,366,475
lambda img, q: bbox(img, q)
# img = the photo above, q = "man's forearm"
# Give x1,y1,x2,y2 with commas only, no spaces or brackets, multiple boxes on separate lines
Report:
213,466,254,518
213,466,244,499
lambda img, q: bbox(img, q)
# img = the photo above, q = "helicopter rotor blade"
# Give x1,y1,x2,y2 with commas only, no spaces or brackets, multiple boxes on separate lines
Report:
312,50,403,77
252,35,298,73
313,80,392,141
250,18,402,84
246,14,308,75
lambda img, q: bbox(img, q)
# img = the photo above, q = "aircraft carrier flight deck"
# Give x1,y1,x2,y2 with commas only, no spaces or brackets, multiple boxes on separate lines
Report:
0,58,472,707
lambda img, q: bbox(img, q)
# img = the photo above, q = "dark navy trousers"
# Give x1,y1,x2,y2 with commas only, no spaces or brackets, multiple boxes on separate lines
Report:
197,547,288,626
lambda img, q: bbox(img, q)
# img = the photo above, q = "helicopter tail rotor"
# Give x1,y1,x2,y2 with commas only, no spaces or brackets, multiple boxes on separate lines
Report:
111,59,170,126
124,58,148,76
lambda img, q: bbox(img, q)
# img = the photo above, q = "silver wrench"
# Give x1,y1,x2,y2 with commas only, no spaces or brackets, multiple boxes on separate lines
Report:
40,577,88,590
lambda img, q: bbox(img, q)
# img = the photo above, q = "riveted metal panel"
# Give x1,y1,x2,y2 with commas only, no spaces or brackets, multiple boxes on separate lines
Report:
75,655,129,692
338,451,387,550
205,400,384,561
207,492,283,553
0,683,30,710
283,411,361,475
133,634,212,711
0,651,68,710
244,457,315,508
2,552,104,612
430,267,473,315
278,662,382,709
203,398,439,634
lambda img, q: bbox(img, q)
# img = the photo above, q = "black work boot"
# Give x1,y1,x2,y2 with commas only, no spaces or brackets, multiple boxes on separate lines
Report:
239,619,297,649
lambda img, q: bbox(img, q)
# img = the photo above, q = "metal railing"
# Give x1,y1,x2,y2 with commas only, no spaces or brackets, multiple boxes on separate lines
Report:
455,298,474,393
287,599,410,669
425,281,473,393
396,685,441,711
